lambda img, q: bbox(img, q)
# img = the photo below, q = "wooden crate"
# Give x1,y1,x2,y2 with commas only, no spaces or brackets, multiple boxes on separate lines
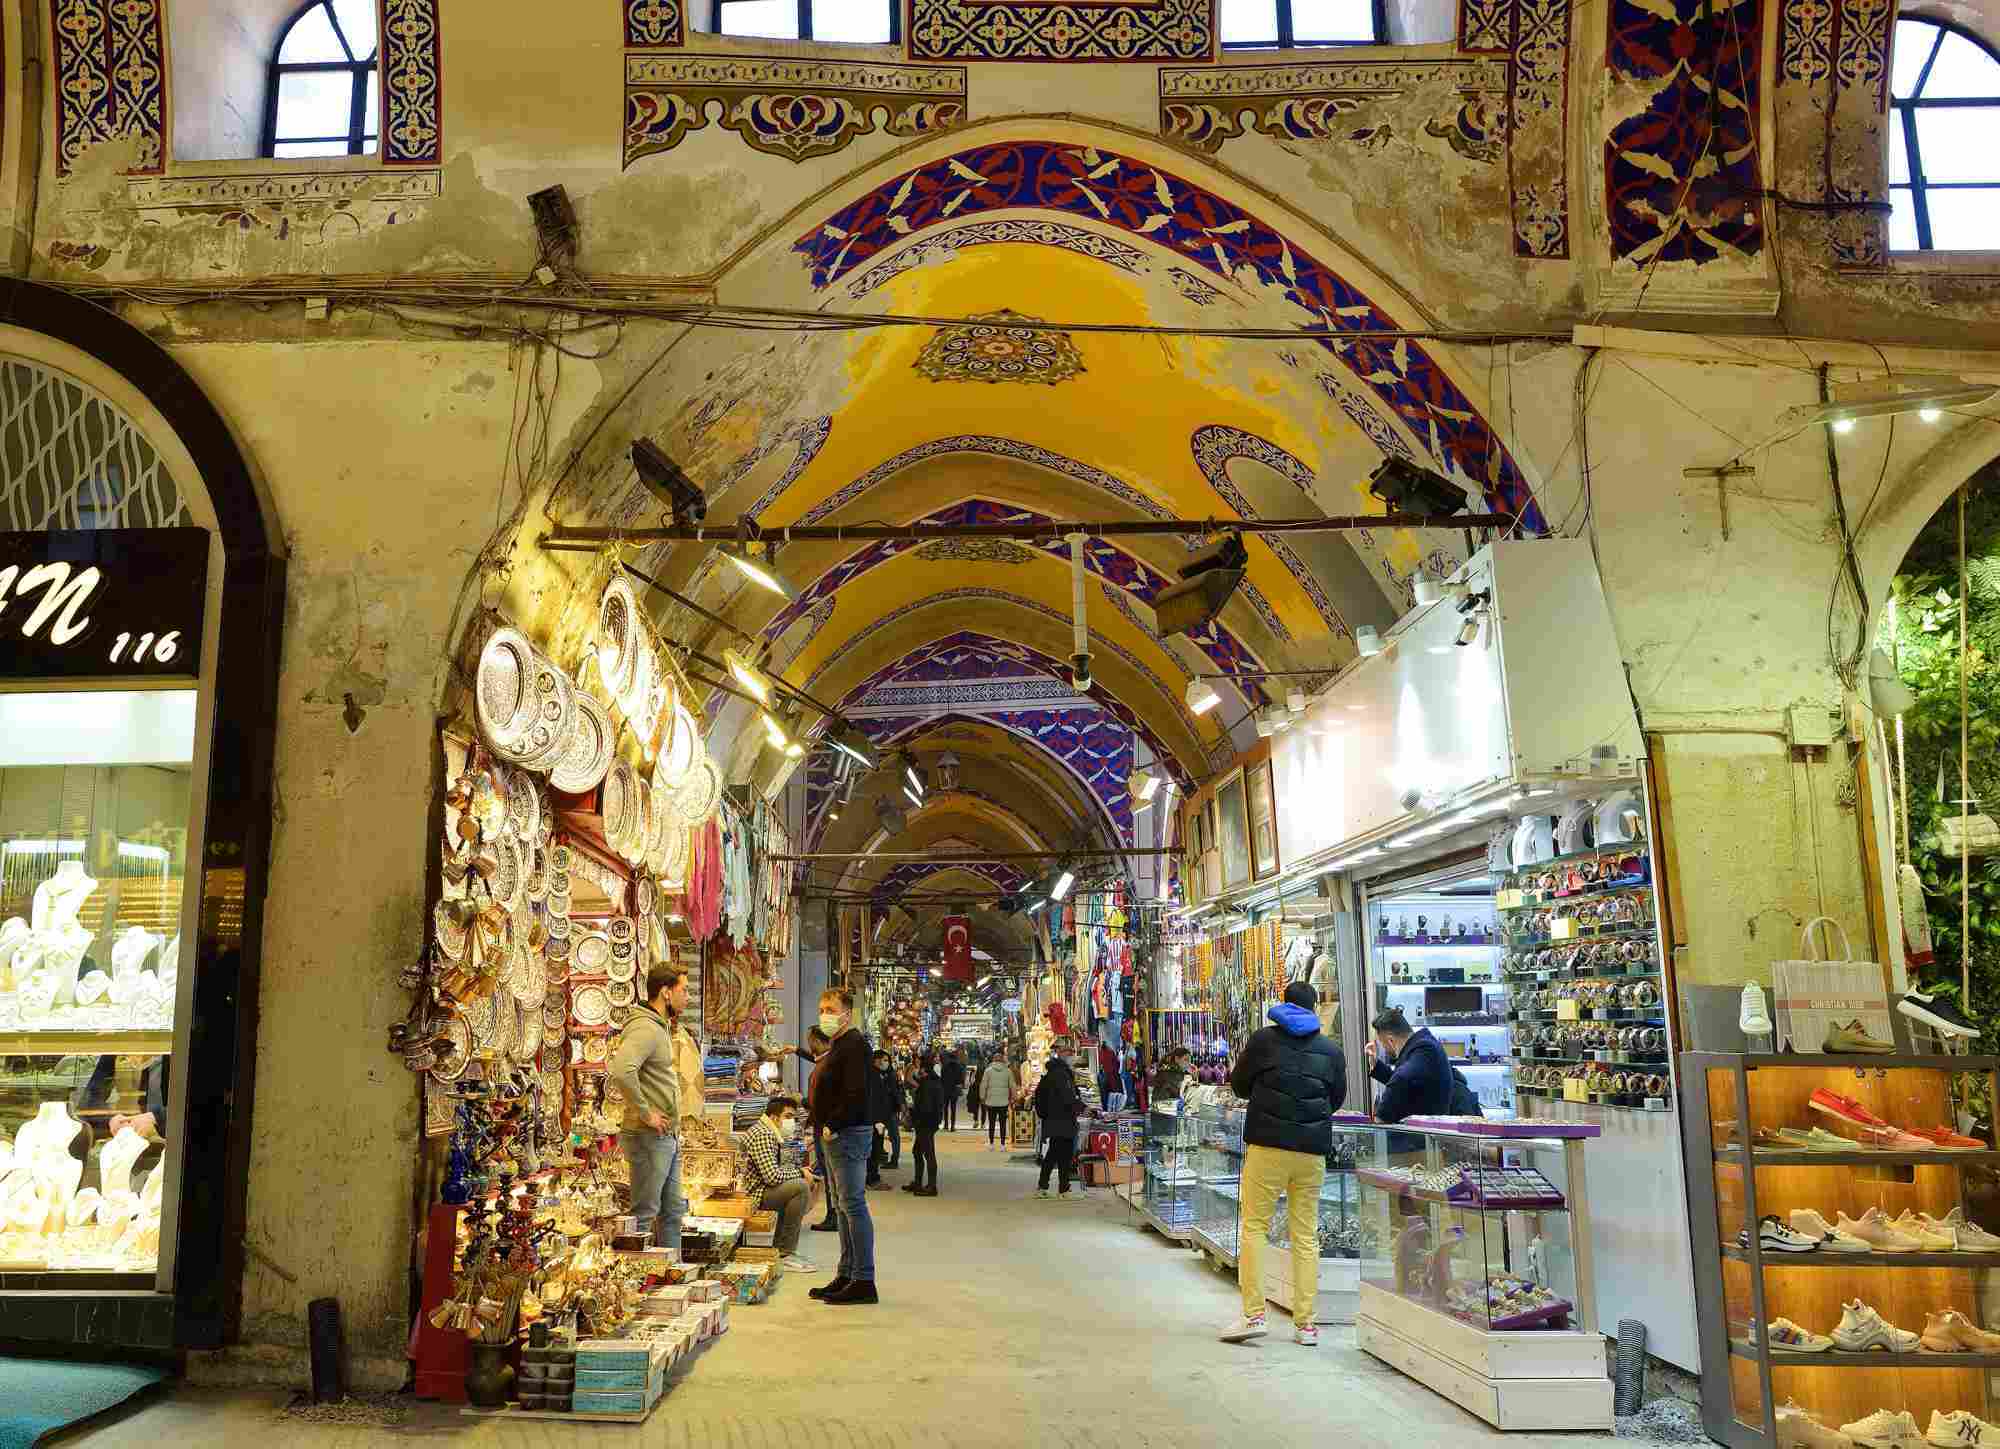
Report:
694,1195,754,1220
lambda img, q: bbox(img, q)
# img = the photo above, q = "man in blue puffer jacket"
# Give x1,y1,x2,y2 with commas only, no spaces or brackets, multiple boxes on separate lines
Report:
1220,981,1345,1348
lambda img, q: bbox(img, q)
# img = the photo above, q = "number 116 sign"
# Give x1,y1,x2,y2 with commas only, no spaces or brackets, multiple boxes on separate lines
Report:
0,527,208,681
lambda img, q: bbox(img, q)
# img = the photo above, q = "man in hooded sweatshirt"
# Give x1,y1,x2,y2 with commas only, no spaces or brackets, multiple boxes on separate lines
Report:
1221,981,1346,1347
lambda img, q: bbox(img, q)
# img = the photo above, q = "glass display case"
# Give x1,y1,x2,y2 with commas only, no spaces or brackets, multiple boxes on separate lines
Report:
0,690,192,1278
1191,1096,1246,1265
1367,882,1513,1117
1354,1118,1612,1431
1141,1101,1198,1239
1682,1053,2000,1449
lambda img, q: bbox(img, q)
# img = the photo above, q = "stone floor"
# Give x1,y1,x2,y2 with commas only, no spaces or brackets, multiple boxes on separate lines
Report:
58,1132,1630,1448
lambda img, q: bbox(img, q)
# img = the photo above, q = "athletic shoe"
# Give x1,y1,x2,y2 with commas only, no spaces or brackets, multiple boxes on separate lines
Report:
1742,981,1774,1035
1757,1317,1836,1352
1826,1019,1896,1054
1940,1208,2000,1251
1928,1411,2000,1447
1841,1410,1923,1448
1900,991,1981,1039
780,1254,822,1274
1792,1209,1872,1252
1758,1215,1823,1253
1889,1211,1956,1250
1294,1324,1319,1347
1865,1124,1947,1151
1840,1209,1923,1252
1220,1313,1268,1343
1921,1309,2000,1353
1812,1090,1889,1128
808,1276,851,1300
1832,1300,1921,1352
1035,1189,1053,1199
1780,1400,1858,1448
1912,1125,1986,1150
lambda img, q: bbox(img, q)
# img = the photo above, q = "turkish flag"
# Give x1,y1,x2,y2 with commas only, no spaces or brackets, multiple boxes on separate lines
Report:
941,915,974,981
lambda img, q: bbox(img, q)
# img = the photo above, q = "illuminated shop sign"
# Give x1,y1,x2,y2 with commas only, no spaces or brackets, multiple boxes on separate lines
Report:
0,527,207,679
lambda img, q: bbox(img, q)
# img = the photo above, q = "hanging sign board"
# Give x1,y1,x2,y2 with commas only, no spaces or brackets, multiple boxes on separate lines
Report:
0,527,208,681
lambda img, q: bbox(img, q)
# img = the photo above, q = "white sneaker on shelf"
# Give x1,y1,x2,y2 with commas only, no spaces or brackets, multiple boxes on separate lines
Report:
1741,981,1774,1036
1928,1410,2000,1446
1220,1313,1268,1344
1841,1410,1923,1449
1792,1208,1872,1252
1778,1400,1857,1449
1833,1300,1921,1353
1942,1208,2000,1252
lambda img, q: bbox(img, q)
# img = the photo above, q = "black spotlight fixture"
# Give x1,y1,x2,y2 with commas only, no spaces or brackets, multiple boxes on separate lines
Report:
632,437,706,524
1367,457,1469,517
1154,531,1248,638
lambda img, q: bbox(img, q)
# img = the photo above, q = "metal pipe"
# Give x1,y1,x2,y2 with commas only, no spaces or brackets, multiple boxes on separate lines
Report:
540,545,757,644
544,512,1504,546
775,848,1178,861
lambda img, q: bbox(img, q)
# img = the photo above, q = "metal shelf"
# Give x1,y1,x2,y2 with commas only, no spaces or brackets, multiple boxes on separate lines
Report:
0,1030,173,1056
1716,1147,2000,1167
1729,1339,2000,1368
1723,1244,2000,1270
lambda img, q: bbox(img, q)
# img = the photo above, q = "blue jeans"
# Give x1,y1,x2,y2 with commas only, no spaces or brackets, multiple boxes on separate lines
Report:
621,1129,685,1239
828,1124,875,1282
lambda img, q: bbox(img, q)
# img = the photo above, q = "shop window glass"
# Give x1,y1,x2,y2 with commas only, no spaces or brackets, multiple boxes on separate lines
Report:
265,0,380,158
716,0,898,41
1889,18,2000,250
0,690,195,1276
1222,0,1379,47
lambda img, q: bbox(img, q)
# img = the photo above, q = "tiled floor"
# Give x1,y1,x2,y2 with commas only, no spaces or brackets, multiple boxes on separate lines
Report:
57,1133,1631,1447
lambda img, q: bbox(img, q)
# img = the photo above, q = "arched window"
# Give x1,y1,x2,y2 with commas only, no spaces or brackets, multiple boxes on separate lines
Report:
264,0,379,158
1221,0,1381,47
717,0,898,42
1890,17,2000,250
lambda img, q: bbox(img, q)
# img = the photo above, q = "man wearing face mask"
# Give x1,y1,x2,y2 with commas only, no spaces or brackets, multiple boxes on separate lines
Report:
903,1051,945,1196
807,986,879,1305
739,1096,821,1274
610,963,694,1247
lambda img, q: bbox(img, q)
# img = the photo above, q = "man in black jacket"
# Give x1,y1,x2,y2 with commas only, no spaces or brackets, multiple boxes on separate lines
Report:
807,987,877,1305
939,1050,965,1132
1366,1007,1453,1123
1222,981,1346,1347
903,1052,946,1196
867,1048,902,1184
1033,1053,1085,1198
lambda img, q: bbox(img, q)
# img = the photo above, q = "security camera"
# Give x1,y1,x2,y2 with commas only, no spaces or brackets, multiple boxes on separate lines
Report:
631,438,706,524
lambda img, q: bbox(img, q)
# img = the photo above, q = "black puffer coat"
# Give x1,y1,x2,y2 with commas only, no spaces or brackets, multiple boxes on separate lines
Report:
1228,1003,1347,1155
1034,1056,1084,1140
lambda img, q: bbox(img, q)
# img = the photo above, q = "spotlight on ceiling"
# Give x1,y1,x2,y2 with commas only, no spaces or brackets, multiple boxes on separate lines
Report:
724,646,772,704
1254,704,1290,738
1050,867,1075,902
1155,532,1248,639
631,438,706,524
1185,677,1223,717
828,723,877,772
1368,456,1469,517
1779,380,1997,434
720,538,795,600
760,708,796,755
1129,770,1161,804
1355,626,1386,657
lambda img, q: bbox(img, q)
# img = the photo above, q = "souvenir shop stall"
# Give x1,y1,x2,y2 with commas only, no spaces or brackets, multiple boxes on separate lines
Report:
1254,540,1698,1388
398,567,802,1421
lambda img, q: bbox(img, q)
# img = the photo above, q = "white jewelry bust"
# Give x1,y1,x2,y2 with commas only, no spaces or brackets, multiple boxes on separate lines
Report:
16,1102,81,1165
30,861,96,934
111,927,159,980
0,917,27,990
98,1127,148,1200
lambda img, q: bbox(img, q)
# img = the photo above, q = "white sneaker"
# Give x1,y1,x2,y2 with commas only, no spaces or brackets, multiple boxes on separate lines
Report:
1928,1410,2000,1446
1220,1313,1268,1343
1833,1300,1921,1352
1842,1409,1923,1448
1757,1317,1836,1352
1741,981,1774,1035
1759,1215,1823,1253
1792,1208,1872,1252
780,1254,821,1274
1942,1208,2000,1251
1294,1323,1319,1347
1035,1189,1053,1199
1779,1399,1858,1449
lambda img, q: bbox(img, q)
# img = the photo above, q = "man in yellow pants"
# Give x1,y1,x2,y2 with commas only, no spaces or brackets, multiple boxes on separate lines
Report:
1221,981,1347,1346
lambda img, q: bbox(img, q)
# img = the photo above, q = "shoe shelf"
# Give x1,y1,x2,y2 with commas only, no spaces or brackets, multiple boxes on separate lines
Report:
1682,1051,2000,1449
1728,1340,2000,1368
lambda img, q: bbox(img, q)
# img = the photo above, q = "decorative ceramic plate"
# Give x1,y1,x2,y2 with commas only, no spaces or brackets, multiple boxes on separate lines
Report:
683,757,722,822
636,877,656,917
489,833,526,914
607,951,636,984
583,1035,609,1065
574,933,611,975
549,843,573,874
540,1045,564,1076
628,781,652,866
490,988,517,1058
434,901,470,961
525,852,548,904
505,764,541,844
597,577,642,703
607,916,635,946
572,983,611,1027
518,1007,544,1064
543,1000,566,1033
552,690,614,795
617,634,655,728
661,820,689,888
610,1004,634,1027
430,1012,472,1083
546,909,572,942
607,978,636,1007
654,702,699,790
508,943,542,1006
475,627,540,759
602,760,636,856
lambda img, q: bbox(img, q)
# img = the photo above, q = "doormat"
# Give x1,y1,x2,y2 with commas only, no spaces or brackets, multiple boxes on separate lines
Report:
0,1357,167,1448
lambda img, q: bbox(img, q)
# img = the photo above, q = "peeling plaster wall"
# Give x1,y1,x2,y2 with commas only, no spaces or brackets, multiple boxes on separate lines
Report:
161,338,601,1373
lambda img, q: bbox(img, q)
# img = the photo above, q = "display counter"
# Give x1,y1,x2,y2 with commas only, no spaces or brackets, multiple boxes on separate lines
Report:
1353,1117,1612,1431
1138,1102,1197,1240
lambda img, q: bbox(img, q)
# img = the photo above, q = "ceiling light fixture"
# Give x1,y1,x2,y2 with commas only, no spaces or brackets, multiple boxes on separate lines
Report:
1130,770,1161,803
904,757,928,799
1185,677,1223,716
1355,626,1385,657
760,709,791,750
1368,456,1469,517
1156,532,1249,638
828,723,877,772
724,646,772,704
1050,869,1075,902
720,536,795,599
1779,380,1997,433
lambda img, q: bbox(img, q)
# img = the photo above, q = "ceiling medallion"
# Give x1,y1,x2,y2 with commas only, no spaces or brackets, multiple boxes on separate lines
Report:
914,309,1085,386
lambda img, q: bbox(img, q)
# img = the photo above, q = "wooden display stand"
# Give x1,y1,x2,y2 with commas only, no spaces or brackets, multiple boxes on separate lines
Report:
1357,1282,1614,1430
412,1202,469,1402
